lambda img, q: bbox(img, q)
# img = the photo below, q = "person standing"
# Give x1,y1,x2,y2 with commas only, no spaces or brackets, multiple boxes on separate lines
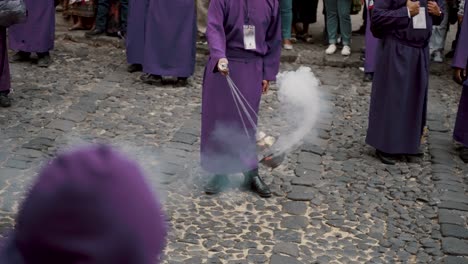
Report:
0,27,11,107
429,0,450,62
201,0,281,197
141,0,197,86
452,0,467,162
325,0,353,55
86,0,129,37
126,0,149,73
366,0,444,164
8,0,55,67
281,0,294,49
364,0,378,82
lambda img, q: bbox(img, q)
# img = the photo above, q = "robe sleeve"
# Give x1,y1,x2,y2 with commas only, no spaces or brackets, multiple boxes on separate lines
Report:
263,2,282,81
206,0,227,62
453,1,468,69
371,0,411,38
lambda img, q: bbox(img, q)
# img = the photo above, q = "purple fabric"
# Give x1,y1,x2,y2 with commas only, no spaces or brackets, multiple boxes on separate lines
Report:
453,2,468,147
366,0,443,154
8,0,55,53
454,82,468,147
452,0,467,69
364,6,378,73
142,0,197,77
200,0,281,174
0,145,167,264
126,0,149,65
0,28,10,93
371,0,444,47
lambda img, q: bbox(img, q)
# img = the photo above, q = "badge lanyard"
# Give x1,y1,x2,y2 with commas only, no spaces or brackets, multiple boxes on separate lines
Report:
243,0,256,50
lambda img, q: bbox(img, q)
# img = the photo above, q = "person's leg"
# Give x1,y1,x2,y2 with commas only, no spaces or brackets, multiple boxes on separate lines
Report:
280,0,293,48
86,0,109,36
337,0,352,54
337,0,351,45
0,27,11,107
325,0,338,45
120,0,128,34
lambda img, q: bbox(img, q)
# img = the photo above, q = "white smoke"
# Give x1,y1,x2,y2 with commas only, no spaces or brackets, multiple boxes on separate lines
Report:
272,66,323,153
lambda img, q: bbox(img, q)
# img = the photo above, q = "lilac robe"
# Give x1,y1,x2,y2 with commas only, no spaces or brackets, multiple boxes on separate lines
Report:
8,0,55,53
201,0,281,174
366,0,444,154
0,28,10,93
364,1,378,73
126,0,149,65
452,0,468,147
142,0,196,77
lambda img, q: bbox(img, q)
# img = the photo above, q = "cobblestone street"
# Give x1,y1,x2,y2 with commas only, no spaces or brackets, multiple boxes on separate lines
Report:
0,13,467,264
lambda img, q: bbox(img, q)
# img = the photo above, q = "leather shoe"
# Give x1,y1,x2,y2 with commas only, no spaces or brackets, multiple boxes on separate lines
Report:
127,64,143,73
85,28,105,38
11,51,31,62
376,150,398,165
460,147,468,163
243,170,272,198
364,73,373,82
204,175,229,195
0,93,11,108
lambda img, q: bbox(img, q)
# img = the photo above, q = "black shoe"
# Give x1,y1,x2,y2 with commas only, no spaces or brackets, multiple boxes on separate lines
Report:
405,153,423,163
204,174,229,195
460,147,468,163
0,93,11,108
141,74,162,85
85,29,105,38
37,53,51,68
364,73,373,82
360,54,366,62
352,25,366,35
176,77,188,86
127,64,143,73
376,150,398,165
11,51,31,62
243,169,272,198
445,50,455,59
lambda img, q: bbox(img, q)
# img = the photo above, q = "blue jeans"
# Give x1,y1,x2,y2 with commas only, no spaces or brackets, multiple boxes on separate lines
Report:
325,0,351,45
280,0,293,39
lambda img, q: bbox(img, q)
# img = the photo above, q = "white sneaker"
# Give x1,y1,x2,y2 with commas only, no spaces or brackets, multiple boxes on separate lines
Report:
341,45,351,56
283,44,293,50
325,44,337,55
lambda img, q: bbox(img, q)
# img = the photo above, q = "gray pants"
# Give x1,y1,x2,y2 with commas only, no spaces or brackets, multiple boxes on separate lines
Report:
429,2,449,53
197,0,210,35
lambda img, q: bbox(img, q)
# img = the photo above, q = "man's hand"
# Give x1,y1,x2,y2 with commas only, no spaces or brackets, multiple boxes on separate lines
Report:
454,68,467,85
459,15,463,24
217,58,229,76
427,1,442,16
407,0,420,17
262,80,270,94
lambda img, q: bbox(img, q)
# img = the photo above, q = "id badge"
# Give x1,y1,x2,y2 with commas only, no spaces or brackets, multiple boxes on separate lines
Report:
243,25,256,50
412,7,427,29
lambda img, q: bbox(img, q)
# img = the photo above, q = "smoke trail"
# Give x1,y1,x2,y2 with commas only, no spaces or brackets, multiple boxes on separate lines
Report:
272,66,323,153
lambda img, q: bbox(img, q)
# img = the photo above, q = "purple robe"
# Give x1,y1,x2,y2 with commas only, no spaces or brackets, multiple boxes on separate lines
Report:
453,0,468,147
0,145,167,263
8,0,55,53
201,0,281,174
142,0,196,77
366,0,444,154
126,0,149,65
0,28,10,93
364,2,378,73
